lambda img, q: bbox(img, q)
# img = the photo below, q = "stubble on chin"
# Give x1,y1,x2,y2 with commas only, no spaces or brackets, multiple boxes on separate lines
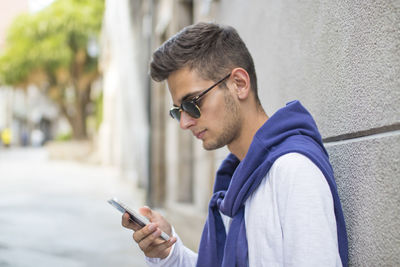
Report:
202,92,241,151
202,138,225,150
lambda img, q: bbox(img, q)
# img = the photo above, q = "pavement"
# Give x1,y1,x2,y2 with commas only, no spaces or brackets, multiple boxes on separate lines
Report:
0,147,149,267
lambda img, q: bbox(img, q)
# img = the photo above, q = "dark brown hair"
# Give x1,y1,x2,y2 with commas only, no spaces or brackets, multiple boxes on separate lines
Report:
150,22,260,103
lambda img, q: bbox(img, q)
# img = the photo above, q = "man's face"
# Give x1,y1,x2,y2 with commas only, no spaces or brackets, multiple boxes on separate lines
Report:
167,68,242,150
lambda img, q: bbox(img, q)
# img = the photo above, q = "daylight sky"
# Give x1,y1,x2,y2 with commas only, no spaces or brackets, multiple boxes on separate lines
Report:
28,0,55,13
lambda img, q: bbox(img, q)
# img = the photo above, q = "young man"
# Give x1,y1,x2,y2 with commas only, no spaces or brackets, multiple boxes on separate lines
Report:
122,22,348,267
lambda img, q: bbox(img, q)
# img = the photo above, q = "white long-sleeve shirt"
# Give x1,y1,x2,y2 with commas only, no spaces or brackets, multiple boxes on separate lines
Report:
146,153,342,267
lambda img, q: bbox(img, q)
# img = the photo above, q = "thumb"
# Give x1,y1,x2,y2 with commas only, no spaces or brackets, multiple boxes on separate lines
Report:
138,206,154,221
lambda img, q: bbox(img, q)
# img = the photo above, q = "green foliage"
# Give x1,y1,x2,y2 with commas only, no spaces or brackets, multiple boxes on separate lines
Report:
55,131,72,141
0,0,104,85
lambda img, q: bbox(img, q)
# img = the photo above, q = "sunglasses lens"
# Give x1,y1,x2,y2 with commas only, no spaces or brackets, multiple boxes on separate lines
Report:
182,102,201,118
170,108,181,121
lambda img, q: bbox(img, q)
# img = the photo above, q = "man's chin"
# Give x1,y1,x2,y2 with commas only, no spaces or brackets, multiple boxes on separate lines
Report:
202,140,224,151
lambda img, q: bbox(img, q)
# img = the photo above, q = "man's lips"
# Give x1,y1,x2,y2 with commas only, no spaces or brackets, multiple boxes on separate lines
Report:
194,129,206,139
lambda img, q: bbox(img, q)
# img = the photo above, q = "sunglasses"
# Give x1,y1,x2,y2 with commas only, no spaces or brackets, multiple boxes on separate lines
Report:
169,73,231,121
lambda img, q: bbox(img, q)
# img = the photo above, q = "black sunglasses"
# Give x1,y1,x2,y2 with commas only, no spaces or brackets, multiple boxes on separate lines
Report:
169,73,231,121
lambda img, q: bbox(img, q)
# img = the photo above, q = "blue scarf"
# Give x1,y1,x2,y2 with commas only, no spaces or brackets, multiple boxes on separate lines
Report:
196,100,348,267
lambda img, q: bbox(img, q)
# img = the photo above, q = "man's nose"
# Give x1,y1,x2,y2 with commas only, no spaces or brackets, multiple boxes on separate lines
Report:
179,111,196,130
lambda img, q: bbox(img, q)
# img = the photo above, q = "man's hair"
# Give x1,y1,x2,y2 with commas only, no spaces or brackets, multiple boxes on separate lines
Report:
150,22,260,104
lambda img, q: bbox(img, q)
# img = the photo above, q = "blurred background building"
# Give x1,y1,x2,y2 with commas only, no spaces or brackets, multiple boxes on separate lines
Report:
0,0,399,265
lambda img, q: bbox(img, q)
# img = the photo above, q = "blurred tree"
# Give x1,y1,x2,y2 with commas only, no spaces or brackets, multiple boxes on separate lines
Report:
0,0,104,139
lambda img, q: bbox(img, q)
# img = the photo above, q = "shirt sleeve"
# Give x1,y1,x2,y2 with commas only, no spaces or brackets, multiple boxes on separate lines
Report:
145,227,198,267
273,153,342,266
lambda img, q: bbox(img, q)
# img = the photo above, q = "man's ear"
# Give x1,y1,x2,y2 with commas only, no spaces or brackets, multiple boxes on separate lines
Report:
230,68,251,100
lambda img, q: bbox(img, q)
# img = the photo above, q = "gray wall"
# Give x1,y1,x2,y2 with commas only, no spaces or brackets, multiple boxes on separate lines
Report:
214,0,400,265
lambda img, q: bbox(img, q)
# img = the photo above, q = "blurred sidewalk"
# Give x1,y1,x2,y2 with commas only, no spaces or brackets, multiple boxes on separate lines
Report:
0,147,148,267
45,141,99,163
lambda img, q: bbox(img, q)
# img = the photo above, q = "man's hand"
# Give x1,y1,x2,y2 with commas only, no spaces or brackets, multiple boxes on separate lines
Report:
121,206,177,259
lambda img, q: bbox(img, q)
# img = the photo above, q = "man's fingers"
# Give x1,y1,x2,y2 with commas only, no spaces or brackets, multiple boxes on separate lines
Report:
121,207,175,258
138,206,153,220
138,228,162,252
145,237,177,258
121,213,141,231
133,222,158,243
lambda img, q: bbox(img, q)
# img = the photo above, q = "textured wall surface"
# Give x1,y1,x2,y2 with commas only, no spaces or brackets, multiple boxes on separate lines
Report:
327,133,400,265
217,0,399,139
215,0,400,265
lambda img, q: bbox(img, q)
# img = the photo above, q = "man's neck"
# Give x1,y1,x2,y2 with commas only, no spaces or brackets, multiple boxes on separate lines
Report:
228,110,268,161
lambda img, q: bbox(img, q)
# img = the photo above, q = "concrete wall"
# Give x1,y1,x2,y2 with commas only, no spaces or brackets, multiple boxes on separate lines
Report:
213,0,400,265
215,0,399,138
326,134,400,264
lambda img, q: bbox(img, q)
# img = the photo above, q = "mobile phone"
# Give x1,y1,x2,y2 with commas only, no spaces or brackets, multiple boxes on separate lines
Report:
107,197,170,241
